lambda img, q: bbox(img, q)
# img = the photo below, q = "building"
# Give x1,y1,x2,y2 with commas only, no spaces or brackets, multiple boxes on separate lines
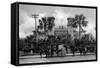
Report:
54,26,68,38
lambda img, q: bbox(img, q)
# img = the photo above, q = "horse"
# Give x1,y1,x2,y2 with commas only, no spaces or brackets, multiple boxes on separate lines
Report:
79,45,87,56
70,45,87,56
38,42,51,58
70,45,76,56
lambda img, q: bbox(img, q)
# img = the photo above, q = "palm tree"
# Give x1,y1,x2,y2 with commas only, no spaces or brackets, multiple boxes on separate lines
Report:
67,14,88,40
38,16,55,40
47,17,55,32
37,17,55,56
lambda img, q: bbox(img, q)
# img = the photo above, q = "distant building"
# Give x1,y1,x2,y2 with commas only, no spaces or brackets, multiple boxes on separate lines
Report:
54,26,68,37
67,26,86,40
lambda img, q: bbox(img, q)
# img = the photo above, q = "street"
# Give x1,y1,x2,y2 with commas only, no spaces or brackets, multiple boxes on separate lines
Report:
19,54,96,64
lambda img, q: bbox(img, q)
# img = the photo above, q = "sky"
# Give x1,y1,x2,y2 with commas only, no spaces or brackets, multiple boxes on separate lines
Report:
19,4,96,38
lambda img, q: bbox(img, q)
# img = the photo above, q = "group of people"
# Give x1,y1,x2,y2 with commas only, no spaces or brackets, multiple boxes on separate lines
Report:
38,41,91,58
39,43,67,58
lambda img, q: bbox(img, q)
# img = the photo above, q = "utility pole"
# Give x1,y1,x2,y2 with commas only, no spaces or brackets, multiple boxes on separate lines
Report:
32,14,39,42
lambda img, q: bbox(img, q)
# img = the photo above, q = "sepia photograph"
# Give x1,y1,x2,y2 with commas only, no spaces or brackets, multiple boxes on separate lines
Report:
18,3,97,64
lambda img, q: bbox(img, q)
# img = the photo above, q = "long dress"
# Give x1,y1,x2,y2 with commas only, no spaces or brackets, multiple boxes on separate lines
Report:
58,44,66,56
61,47,66,56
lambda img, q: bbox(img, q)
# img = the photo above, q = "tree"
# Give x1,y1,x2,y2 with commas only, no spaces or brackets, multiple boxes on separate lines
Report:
19,38,25,51
67,14,88,40
38,16,55,40
47,17,55,31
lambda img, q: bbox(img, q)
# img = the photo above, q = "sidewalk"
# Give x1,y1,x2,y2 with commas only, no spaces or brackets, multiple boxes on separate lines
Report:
19,54,96,64
19,53,95,59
